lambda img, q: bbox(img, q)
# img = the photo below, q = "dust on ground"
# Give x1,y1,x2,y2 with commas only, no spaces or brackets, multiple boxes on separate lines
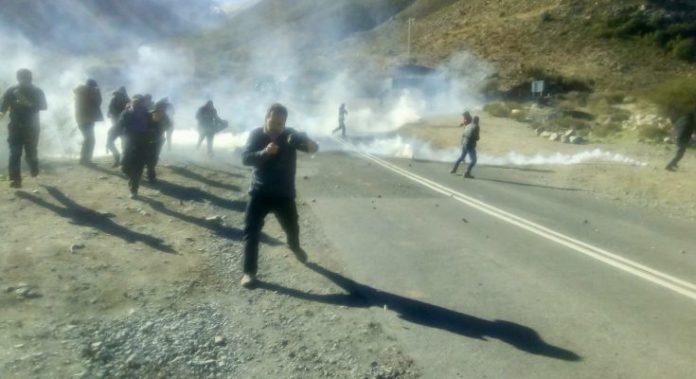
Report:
0,156,419,379
399,113,696,221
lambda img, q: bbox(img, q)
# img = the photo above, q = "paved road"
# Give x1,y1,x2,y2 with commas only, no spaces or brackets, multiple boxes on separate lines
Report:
294,147,696,379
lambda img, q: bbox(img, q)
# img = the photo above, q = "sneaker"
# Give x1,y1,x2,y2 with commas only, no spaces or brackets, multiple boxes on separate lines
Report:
9,180,21,189
112,161,121,168
240,274,257,288
464,173,475,179
665,165,676,172
129,190,138,199
450,169,457,174
290,245,308,264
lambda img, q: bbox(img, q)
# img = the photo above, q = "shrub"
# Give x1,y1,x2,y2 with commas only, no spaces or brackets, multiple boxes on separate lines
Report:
638,124,670,142
597,8,696,62
649,76,696,118
509,109,529,123
483,102,513,118
591,121,623,138
670,37,696,62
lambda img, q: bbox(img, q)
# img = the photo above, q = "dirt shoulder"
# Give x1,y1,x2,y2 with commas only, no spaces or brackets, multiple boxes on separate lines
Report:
0,156,419,379
399,113,696,221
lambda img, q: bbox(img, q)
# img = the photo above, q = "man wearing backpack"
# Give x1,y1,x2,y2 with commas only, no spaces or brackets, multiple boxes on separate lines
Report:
74,79,104,165
450,111,480,178
196,100,226,157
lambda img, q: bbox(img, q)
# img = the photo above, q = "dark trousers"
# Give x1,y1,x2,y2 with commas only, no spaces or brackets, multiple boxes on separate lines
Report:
146,139,164,181
243,195,300,275
106,125,121,164
667,143,688,168
79,122,95,163
7,125,40,183
197,131,215,155
452,144,477,174
122,138,157,193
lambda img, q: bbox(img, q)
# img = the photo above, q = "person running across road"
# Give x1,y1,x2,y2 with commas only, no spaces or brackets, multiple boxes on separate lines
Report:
451,113,480,178
666,108,695,171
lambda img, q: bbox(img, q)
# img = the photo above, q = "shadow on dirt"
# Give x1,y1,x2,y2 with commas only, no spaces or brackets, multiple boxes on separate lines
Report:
259,262,582,362
16,186,176,254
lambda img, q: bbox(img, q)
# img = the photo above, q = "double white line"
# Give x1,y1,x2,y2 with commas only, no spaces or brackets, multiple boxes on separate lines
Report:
334,138,696,302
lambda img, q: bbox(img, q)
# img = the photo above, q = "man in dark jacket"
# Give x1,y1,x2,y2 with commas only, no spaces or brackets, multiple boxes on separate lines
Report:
240,103,319,288
450,112,480,178
0,68,47,188
666,111,695,171
74,79,104,165
107,87,129,167
119,95,160,198
196,100,226,156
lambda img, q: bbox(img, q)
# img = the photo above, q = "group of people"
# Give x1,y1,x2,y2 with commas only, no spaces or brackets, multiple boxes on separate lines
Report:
1,69,321,288
0,68,238,196
3,68,696,289
71,79,174,198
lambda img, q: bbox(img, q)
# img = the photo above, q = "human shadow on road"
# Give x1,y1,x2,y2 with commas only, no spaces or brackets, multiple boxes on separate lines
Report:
169,165,240,192
476,177,581,192
258,262,581,362
83,162,126,178
15,186,176,254
185,163,246,179
139,197,282,246
486,165,555,174
142,179,246,212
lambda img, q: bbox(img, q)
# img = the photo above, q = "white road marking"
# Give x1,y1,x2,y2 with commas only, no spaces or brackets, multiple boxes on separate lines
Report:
334,138,696,301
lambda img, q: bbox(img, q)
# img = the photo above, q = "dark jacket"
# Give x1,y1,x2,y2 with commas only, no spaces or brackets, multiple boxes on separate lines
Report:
1,85,47,128
118,104,159,143
242,127,314,198
74,85,104,125
108,92,130,120
673,112,695,146
196,104,222,131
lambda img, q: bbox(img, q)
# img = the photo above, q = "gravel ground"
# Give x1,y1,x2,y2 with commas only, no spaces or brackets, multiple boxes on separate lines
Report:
0,157,420,379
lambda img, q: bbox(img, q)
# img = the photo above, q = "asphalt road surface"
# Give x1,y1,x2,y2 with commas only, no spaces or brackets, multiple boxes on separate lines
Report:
293,144,696,379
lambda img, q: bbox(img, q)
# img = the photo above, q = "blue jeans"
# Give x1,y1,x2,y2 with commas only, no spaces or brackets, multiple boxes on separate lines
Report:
452,145,477,174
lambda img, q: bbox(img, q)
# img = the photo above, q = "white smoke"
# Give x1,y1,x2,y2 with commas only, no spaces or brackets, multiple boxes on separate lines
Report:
0,4,645,172
344,136,647,166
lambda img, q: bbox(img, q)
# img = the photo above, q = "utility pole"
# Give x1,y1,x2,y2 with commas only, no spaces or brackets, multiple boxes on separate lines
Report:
407,18,415,61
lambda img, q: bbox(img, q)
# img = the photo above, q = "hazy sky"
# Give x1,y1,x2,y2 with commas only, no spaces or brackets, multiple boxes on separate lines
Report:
213,0,261,13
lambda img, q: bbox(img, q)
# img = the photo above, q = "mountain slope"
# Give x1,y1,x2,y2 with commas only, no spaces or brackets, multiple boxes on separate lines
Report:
185,0,696,94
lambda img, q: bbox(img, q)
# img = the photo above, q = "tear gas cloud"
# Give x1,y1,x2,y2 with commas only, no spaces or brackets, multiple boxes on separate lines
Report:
346,137,647,166
0,2,644,169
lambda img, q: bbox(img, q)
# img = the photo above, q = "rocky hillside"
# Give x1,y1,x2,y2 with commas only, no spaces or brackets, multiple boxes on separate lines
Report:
186,0,696,95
